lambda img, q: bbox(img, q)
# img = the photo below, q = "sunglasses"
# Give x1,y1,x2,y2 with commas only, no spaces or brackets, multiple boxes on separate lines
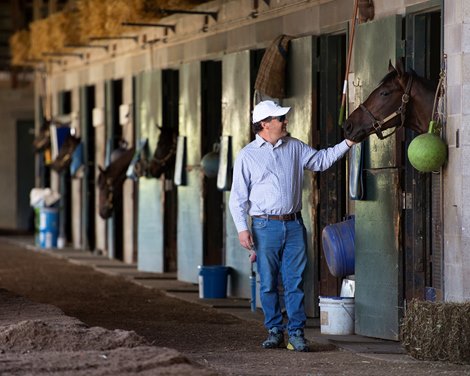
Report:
271,115,286,122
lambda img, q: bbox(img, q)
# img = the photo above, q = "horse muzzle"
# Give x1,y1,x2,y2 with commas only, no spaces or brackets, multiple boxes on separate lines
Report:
343,119,368,143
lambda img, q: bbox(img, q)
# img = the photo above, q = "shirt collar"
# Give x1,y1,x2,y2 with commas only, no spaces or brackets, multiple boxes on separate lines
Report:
255,134,286,148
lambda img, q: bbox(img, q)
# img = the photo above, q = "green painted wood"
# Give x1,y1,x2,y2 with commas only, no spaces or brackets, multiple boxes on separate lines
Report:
354,15,403,340
177,62,203,283
222,50,252,298
135,71,164,273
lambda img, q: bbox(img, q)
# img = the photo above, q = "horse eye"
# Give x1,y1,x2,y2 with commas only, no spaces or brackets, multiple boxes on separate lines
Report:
380,90,390,96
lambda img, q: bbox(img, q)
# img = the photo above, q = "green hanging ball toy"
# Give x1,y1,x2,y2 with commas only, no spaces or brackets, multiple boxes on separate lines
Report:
407,120,447,172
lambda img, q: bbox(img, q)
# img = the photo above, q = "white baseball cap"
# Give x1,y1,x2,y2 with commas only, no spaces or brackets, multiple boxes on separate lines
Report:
252,100,291,123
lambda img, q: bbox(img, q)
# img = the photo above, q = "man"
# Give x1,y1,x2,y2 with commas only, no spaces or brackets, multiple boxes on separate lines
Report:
229,100,356,352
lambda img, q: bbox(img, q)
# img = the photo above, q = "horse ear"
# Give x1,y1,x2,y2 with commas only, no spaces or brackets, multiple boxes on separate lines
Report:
98,165,105,174
156,124,162,130
388,59,396,73
395,58,406,78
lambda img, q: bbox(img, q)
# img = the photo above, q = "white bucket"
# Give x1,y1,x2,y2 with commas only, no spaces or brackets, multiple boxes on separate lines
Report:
319,296,355,335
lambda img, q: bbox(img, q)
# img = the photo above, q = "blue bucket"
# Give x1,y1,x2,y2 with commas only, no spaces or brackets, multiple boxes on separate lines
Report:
198,265,230,299
38,207,59,248
321,216,355,278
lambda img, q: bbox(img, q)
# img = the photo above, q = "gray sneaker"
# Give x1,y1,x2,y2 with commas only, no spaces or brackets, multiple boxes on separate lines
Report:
262,327,285,349
287,329,309,352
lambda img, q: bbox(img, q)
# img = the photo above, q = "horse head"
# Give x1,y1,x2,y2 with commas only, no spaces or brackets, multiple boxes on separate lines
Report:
33,120,51,152
343,60,436,143
97,145,135,219
149,125,178,178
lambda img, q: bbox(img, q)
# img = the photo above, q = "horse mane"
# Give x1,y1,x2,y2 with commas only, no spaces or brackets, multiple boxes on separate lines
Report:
380,67,436,92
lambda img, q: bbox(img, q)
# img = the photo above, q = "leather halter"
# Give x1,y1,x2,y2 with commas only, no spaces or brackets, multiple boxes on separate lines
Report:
103,177,115,212
150,134,177,172
359,75,413,140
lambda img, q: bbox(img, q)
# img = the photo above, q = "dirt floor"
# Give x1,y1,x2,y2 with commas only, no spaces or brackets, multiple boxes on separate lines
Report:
1,238,470,375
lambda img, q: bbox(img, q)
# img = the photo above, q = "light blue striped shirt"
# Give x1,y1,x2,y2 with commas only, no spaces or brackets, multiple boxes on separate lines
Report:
229,134,350,233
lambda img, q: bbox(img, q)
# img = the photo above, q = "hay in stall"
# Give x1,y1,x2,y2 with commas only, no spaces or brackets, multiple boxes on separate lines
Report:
10,29,31,66
401,299,470,363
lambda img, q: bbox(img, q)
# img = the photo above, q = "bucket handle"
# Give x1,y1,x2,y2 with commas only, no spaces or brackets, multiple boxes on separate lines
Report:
341,303,354,321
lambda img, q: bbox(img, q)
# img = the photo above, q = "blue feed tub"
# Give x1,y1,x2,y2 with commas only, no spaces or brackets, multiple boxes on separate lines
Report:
321,216,355,278
198,265,230,299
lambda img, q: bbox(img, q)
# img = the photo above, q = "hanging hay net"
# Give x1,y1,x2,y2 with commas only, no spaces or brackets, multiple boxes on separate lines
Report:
10,29,31,66
401,299,470,364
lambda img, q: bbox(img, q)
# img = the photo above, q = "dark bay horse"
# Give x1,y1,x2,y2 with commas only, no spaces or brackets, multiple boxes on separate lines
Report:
148,125,177,178
33,120,51,152
343,60,436,143
98,144,135,219
50,134,81,173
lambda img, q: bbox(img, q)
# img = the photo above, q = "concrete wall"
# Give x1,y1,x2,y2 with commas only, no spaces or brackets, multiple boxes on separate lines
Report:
443,0,470,301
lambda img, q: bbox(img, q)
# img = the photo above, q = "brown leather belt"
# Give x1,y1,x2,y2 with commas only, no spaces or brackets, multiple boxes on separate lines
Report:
252,212,301,221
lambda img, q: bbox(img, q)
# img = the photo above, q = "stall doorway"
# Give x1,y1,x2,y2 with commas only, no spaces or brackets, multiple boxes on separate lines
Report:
58,90,72,244
105,79,124,260
403,10,442,302
201,60,223,265
80,85,96,251
162,69,179,272
314,34,347,297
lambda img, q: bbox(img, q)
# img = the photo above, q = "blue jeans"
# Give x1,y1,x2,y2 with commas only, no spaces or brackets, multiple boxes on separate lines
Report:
251,216,307,336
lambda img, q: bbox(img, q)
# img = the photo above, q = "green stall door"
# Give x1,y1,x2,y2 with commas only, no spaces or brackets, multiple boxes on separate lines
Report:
353,15,403,340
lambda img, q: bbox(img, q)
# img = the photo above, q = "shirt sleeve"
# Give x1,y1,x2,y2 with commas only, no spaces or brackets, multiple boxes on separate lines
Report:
229,150,251,233
302,139,350,171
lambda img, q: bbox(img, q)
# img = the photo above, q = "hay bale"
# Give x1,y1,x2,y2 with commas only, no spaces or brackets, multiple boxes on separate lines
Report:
29,18,52,60
77,0,107,39
142,0,209,18
25,0,211,60
48,11,81,51
104,0,147,36
401,299,470,363
10,29,31,66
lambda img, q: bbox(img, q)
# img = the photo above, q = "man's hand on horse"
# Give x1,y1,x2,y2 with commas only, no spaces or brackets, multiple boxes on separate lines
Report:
345,139,357,147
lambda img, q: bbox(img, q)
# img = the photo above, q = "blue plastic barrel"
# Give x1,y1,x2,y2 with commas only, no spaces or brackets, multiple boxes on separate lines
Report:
321,216,355,278
38,207,59,248
198,265,230,299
